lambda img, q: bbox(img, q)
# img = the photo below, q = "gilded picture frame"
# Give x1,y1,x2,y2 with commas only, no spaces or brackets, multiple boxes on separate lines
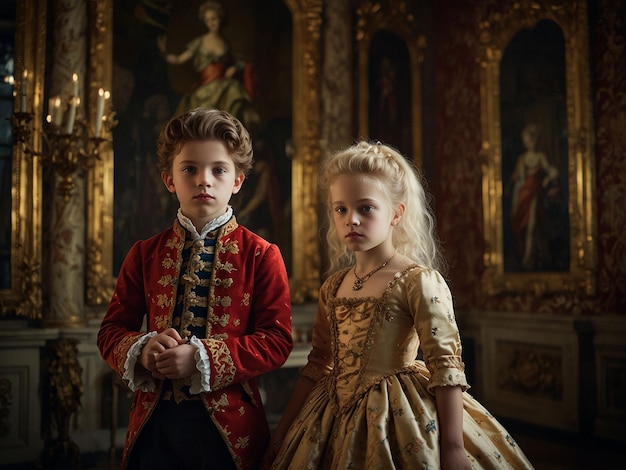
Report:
85,0,115,306
85,0,323,306
356,1,426,167
478,0,596,296
0,0,46,318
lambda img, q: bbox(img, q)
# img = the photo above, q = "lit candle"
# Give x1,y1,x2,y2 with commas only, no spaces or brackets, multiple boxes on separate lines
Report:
52,96,62,126
95,88,105,137
71,73,78,97
66,96,79,134
21,69,28,112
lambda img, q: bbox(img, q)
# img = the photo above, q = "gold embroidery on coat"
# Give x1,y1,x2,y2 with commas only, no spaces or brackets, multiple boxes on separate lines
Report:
207,341,236,388
162,257,176,269
212,277,234,288
183,291,208,307
156,293,174,308
212,296,232,308
208,311,230,327
220,239,240,254
158,275,176,286
235,435,250,449
241,293,250,306
217,260,235,273
114,334,141,372
210,393,230,411
172,316,206,328
154,315,170,330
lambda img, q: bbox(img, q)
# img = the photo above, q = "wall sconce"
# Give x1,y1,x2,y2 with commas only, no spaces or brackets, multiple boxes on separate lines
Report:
10,72,116,202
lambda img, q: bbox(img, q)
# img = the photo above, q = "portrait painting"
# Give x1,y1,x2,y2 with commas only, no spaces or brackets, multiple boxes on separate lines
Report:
479,0,596,296
367,29,412,160
499,19,569,273
111,0,293,275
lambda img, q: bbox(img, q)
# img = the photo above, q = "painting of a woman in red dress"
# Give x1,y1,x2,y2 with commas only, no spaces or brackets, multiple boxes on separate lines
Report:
508,123,560,270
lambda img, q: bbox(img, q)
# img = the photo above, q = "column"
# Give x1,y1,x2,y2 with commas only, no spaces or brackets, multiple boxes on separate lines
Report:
44,0,88,327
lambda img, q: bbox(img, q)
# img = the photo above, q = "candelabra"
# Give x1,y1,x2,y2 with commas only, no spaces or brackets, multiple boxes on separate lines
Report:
11,76,117,202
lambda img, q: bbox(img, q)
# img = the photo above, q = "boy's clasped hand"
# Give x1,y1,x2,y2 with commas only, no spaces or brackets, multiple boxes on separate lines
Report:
140,328,196,380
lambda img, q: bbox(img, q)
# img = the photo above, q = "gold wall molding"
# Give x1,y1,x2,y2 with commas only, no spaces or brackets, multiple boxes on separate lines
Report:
85,0,115,306
478,0,596,296
285,0,324,302
356,0,426,167
0,0,46,318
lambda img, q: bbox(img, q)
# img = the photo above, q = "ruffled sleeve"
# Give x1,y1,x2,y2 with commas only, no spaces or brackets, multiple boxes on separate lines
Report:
406,269,469,393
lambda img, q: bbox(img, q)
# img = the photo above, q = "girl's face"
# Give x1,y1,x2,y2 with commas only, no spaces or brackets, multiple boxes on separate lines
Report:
161,139,244,231
203,9,221,33
330,174,401,254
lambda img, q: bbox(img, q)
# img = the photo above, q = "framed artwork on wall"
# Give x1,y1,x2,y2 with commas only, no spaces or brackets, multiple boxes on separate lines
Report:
0,0,45,318
478,0,596,296
85,0,323,305
356,1,426,167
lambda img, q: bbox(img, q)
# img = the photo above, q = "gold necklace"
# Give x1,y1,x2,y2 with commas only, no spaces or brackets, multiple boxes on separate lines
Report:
352,252,396,291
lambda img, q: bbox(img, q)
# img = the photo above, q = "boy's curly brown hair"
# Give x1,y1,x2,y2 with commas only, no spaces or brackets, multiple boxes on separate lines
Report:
156,107,253,176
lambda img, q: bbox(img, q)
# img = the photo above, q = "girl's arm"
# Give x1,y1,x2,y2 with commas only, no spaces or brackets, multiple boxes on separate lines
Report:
407,270,471,469
435,385,471,470
263,279,334,467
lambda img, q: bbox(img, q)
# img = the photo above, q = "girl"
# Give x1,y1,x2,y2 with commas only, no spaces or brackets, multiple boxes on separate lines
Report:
266,141,533,469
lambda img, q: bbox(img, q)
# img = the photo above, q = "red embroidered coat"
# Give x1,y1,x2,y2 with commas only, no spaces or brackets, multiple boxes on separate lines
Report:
97,217,293,469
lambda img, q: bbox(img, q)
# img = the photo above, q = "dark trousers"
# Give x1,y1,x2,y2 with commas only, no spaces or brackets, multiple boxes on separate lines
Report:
127,400,237,470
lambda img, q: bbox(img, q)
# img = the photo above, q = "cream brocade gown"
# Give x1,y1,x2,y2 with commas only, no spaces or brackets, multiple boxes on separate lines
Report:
272,266,534,469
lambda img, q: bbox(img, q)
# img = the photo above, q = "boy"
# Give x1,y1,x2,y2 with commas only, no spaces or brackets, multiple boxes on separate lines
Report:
97,108,293,470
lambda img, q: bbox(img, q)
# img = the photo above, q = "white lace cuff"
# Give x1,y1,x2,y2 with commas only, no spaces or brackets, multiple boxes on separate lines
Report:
189,335,212,393
123,331,157,392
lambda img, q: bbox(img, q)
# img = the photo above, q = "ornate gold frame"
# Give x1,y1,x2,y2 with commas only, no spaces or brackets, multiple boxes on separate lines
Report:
85,0,323,305
284,0,324,302
85,0,115,306
478,0,596,296
356,1,426,167
0,0,46,318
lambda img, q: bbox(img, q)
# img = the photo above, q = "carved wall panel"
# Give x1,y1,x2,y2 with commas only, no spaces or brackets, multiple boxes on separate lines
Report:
464,311,582,432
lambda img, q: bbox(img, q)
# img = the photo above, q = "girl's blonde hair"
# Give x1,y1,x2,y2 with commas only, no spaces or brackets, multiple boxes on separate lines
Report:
319,141,446,274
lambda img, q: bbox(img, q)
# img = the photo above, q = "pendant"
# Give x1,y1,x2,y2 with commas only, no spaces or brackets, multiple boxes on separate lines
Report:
353,280,363,291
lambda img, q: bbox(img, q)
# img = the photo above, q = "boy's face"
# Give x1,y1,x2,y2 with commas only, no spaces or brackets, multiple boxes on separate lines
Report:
161,139,245,230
